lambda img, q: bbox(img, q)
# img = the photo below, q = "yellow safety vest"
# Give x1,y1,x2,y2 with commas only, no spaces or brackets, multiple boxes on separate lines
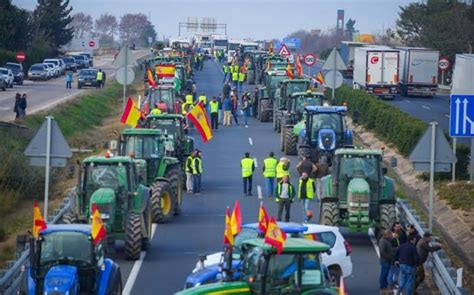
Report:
298,178,315,199
275,182,295,201
276,162,290,178
232,72,239,81
263,157,277,178
182,103,192,115
233,65,239,73
238,72,245,82
198,95,207,104
192,157,202,174
223,65,229,73
186,156,193,173
241,158,254,177
150,108,162,115
96,71,103,81
210,101,219,113
185,94,193,104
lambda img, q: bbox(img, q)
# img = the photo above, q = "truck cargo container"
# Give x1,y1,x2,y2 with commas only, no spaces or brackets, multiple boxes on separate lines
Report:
398,47,439,97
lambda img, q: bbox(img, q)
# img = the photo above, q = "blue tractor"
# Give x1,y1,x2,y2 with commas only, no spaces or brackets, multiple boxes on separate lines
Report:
296,106,353,170
22,224,122,295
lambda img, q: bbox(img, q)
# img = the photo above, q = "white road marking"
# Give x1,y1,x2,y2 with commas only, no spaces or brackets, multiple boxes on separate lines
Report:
257,185,263,199
422,105,430,110
248,137,253,145
123,223,157,295
404,99,411,103
445,114,450,118
368,228,380,258
253,158,258,168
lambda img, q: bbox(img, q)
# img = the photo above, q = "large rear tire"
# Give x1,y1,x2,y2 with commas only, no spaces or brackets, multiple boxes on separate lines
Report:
280,126,285,152
151,181,175,223
125,213,141,260
378,203,396,237
320,202,341,226
284,127,297,155
259,99,271,122
141,204,153,251
165,166,183,216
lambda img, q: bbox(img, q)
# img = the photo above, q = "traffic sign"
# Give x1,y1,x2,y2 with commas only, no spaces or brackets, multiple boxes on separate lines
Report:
324,70,343,89
278,44,291,57
113,46,137,67
16,51,26,63
116,66,135,86
439,57,450,70
89,40,96,48
303,53,316,66
282,38,301,49
322,48,347,71
450,95,474,137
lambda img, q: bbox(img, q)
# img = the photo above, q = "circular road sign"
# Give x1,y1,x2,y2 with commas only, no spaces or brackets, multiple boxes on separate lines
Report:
16,51,26,63
325,70,344,89
439,58,450,70
88,40,96,48
115,66,135,86
370,56,379,64
303,53,317,66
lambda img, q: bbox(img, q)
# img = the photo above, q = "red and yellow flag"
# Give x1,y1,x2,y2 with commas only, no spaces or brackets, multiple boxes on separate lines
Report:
91,203,106,246
120,97,142,127
156,64,176,78
33,200,47,239
338,277,346,295
224,206,234,246
315,71,325,85
269,42,274,53
264,216,287,254
147,66,157,88
296,54,303,77
230,200,242,236
258,202,269,233
286,63,294,80
186,102,213,142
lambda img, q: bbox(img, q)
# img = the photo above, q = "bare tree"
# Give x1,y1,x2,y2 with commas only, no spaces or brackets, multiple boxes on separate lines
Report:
119,13,148,44
71,12,93,39
95,13,118,38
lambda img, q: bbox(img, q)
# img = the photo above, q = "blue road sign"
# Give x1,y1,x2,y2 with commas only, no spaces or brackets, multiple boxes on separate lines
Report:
450,95,474,137
282,38,301,49
274,41,282,52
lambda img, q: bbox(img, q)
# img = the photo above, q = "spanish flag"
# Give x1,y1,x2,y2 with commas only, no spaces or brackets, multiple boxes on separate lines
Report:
269,42,274,53
258,202,269,233
33,200,47,239
296,54,303,77
315,71,325,85
147,66,157,88
286,63,294,80
120,97,142,127
91,204,106,246
230,200,242,236
264,216,287,254
186,102,213,142
156,64,176,78
224,206,234,246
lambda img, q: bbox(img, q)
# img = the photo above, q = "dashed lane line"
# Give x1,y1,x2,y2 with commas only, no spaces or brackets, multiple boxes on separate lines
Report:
249,137,253,145
257,185,263,199
368,228,380,259
422,105,431,110
253,158,258,168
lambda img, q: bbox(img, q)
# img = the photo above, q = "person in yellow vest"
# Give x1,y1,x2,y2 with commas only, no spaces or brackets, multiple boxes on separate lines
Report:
192,150,203,194
238,70,245,92
96,69,104,89
231,69,239,90
150,104,162,115
198,93,207,106
223,63,230,83
276,157,291,183
274,175,295,222
262,152,277,198
232,64,239,74
185,151,195,193
209,96,219,130
241,152,255,196
298,172,316,223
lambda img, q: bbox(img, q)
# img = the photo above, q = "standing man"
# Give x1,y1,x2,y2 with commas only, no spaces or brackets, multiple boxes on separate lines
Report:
416,232,441,290
276,157,291,183
379,230,395,292
102,70,106,88
223,82,231,99
209,96,219,130
252,87,259,118
242,94,250,127
231,94,239,126
186,151,195,193
65,70,73,89
231,67,239,90
198,92,207,107
241,152,255,196
96,69,104,89
222,63,230,83
223,95,232,126
296,153,317,177
217,94,223,125
238,70,245,92
262,152,277,198
298,172,316,223
395,235,419,295
275,175,295,222
192,150,203,194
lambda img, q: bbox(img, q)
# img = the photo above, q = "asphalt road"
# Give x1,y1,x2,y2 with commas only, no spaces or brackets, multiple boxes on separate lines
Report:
116,60,382,295
0,50,149,122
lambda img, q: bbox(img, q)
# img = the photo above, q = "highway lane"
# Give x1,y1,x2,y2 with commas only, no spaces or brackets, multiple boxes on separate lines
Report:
119,60,381,295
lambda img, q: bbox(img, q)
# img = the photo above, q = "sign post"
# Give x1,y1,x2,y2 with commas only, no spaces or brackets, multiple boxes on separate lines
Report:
322,48,347,102
439,57,449,85
113,45,137,109
303,53,317,76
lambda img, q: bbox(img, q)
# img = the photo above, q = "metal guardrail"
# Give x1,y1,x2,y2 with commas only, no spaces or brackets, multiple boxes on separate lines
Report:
0,192,72,294
397,199,470,295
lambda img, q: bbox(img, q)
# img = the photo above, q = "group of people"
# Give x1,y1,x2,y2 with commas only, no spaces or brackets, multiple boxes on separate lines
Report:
222,63,247,92
185,149,203,194
379,222,442,294
241,151,319,223
64,68,106,89
13,93,27,122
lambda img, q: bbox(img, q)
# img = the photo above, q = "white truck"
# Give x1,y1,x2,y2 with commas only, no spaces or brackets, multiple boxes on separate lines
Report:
353,46,399,99
340,41,367,78
451,54,474,95
398,47,439,97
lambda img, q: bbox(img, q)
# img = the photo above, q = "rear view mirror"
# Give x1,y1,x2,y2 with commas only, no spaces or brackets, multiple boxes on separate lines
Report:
390,156,398,168
382,167,388,175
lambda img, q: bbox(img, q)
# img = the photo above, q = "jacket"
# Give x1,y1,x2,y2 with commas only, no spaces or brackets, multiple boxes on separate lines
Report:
417,239,441,264
274,182,295,202
379,237,395,263
396,242,419,267
223,98,232,111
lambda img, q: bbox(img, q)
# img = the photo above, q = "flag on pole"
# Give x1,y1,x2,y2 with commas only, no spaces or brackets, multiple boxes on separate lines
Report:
91,204,106,245
186,102,213,142
296,54,303,77
147,66,157,88
315,71,325,85
33,200,47,239
120,97,142,127
258,202,269,233
286,63,294,80
264,216,287,254
269,42,274,53
230,200,242,236
224,206,234,246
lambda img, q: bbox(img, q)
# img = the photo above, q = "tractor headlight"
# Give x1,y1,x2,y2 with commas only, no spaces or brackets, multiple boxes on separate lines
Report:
100,213,110,220
194,282,201,287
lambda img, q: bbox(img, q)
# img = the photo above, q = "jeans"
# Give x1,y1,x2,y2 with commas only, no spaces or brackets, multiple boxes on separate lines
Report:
218,110,222,124
192,174,201,193
223,72,228,83
233,80,238,89
243,176,252,195
66,81,72,88
379,261,391,289
398,264,416,295
186,172,193,192
388,264,399,285
210,112,218,129
277,199,291,222
238,81,242,92
301,199,311,222
243,109,249,126
232,110,239,124
265,177,275,197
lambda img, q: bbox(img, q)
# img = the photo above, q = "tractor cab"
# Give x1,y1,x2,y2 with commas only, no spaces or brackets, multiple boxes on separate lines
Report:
261,70,288,100
286,91,324,124
145,86,176,113
26,224,122,294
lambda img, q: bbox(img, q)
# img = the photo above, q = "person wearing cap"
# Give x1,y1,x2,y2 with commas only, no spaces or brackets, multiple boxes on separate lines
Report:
209,96,219,130
241,152,255,196
415,232,441,290
276,157,290,183
395,234,420,295
274,175,295,222
262,152,277,198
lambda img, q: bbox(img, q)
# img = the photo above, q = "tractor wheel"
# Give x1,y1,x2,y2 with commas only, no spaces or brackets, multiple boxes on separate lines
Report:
284,127,297,155
141,203,153,251
272,109,277,131
277,116,281,133
320,202,341,226
61,212,77,224
165,166,183,216
280,126,285,152
125,213,141,260
151,181,175,223
259,99,271,122
378,203,396,237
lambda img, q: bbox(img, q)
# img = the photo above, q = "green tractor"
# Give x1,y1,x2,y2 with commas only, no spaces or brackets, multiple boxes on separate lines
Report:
118,128,183,223
257,69,288,122
143,85,177,114
65,156,153,260
279,91,325,155
273,78,312,133
176,238,339,295
319,148,397,237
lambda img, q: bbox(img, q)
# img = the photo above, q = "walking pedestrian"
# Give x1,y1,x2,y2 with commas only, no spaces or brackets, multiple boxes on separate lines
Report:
275,175,295,222
222,63,230,83
238,70,245,92
198,93,207,108
241,152,255,196
217,94,223,124
276,157,290,183
231,67,239,90
415,232,441,290
209,96,219,130
296,153,318,177
379,230,395,291
192,150,203,194
298,172,316,223
223,82,231,98
65,70,73,89
13,93,21,121
186,151,195,193
262,152,277,198
388,221,406,287
17,93,27,121
231,94,239,126
223,96,232,126
395,234,419,295
242,94,250,127
96,69,104,89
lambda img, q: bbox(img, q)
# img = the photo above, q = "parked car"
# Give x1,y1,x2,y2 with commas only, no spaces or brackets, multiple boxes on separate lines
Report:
79,52,94,67
0,67,14,88
0,77,7,91
62,57,77,72
4,62,24,85
73,55,90,69
77,68,98,89
28,64,49,81
44,58,65,75
44,62,60,78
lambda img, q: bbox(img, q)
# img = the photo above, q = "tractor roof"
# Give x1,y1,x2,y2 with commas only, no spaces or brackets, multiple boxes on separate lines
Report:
335,148,383,156
243,238,330,253
147,114,184,120
122,128,162,136
291,91,325,97
41,224,92,236
282,78,311,84
305,106,347,114
266,70,287,76
243,222,308,234
83,156,134,164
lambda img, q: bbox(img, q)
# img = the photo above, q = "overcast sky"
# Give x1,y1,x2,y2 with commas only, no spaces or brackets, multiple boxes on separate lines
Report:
14,0,418,40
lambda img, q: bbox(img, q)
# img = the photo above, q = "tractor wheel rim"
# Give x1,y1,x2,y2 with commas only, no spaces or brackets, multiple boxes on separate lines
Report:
161,192,172,215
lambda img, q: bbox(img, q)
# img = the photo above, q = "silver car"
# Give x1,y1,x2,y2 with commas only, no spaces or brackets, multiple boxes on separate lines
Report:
28,64,49,81
44,58,65,75
43,63,58,78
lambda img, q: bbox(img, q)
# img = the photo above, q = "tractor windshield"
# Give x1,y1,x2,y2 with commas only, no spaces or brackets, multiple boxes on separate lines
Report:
268,75,286,97
234,228,259,254
293,95,323,112
124,135,162,159
337,155,381,199
285,82,309,96
39,232,92,268
149,119,180,138
311,113,343,134
86,164,129,191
